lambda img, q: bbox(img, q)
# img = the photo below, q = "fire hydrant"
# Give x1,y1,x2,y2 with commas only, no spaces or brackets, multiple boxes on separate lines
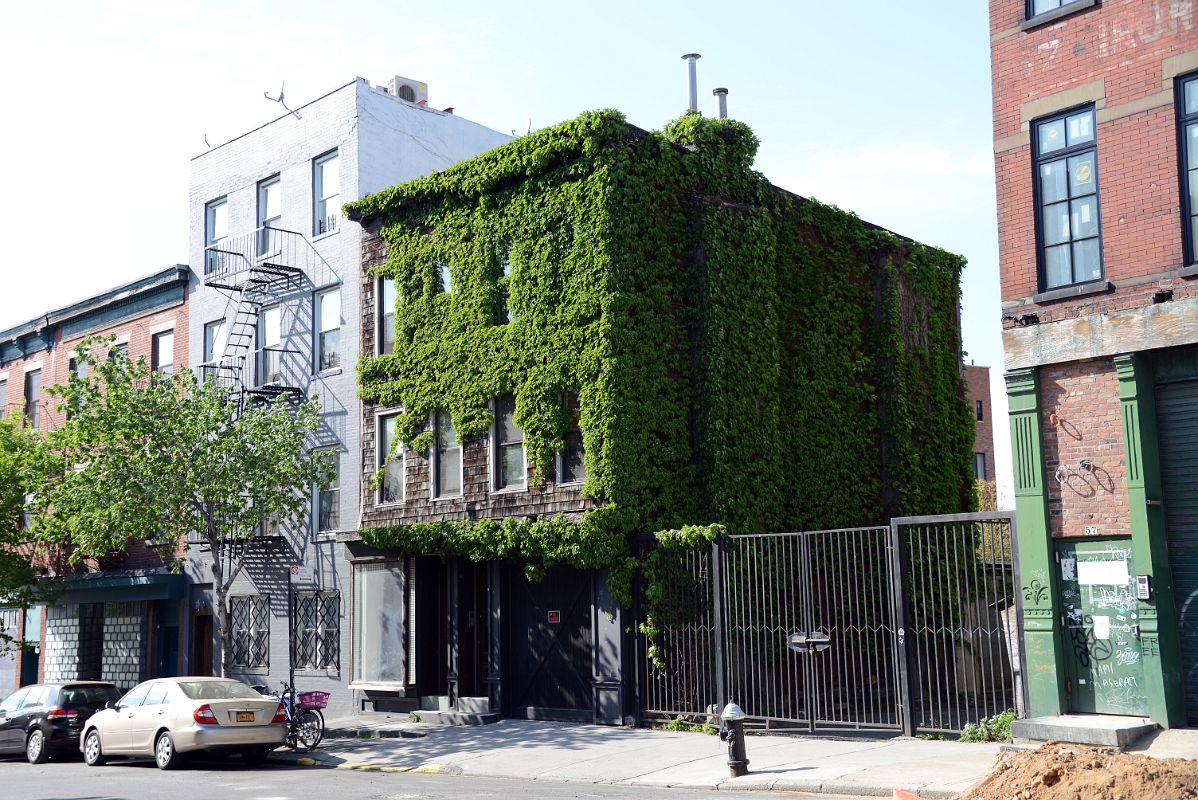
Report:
717,701,749,777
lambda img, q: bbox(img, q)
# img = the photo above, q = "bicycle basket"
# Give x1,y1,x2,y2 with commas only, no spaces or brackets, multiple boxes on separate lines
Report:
297,690,330,710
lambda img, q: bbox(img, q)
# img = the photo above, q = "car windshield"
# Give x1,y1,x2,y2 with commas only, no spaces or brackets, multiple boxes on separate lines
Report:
177,680,261,700
62,686,120,707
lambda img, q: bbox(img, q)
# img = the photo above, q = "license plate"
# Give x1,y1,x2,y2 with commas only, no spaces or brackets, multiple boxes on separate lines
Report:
236,712,255,722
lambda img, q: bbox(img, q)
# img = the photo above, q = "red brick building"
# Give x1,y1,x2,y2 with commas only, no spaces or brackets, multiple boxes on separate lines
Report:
0,266,191,693
992,0,1197,728
965,364,997,484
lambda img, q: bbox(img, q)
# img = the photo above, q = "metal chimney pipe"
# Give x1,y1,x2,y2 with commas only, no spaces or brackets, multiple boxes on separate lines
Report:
713,87,728,119
682,53,701,111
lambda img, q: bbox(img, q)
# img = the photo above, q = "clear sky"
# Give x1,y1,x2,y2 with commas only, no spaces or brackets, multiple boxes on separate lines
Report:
0,0,1012,505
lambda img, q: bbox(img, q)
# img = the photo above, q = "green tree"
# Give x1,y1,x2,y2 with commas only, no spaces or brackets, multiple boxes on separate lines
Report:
0,413,58,645
37,337,332,676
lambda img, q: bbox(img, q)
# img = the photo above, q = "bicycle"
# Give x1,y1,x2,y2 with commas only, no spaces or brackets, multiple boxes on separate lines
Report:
252,682,327,752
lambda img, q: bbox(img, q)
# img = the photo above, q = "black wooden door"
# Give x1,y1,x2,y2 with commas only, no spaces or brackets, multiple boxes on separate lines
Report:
504,565,593,720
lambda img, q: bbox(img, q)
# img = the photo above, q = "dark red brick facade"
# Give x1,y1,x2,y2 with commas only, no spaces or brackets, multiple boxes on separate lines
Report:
965,365,997,483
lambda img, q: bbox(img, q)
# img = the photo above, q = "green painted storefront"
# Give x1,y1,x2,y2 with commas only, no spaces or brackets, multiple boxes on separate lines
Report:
1007,349,1193,727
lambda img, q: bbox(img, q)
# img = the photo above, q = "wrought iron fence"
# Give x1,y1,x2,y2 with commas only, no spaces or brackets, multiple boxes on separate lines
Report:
637,512,1023,737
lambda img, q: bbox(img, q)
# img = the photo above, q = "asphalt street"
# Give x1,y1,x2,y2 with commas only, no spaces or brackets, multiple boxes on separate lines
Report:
0,754,873,800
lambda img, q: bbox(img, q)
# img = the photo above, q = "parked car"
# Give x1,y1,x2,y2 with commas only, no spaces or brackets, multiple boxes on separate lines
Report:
0,682,122,763
80,676,286,769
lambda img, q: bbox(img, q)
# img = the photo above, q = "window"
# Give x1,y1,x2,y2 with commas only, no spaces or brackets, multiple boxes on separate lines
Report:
109,342,128,362
498,255,516,324
116,683,150,709
67,358,87,419
0,379,7,418
0,688,28,713
24,369,40,428
377,412,404,505
257,176,281,256
293,590,339,670
316,448,340,533
313,151,340,235
204,198,228,274
141,682,170,707
974,452,987,481
229,595,269,669
353,562,406,684
1178,73,1198,264
316,288,341,371
493,394,525,490
20,493,34,531
975,400,985,422
257,305,282,386
152,330,174,374
432,410,462,498
377,277,398,355
203,319,227,363
1033,107,1101,290
557,392,585,484
438,262,452,295
1026,0,1089,18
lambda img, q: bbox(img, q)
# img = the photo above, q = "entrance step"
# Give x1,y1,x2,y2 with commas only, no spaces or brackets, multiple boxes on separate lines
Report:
1011,714,1158,748
419,695,452,711
410,708,501,726
455,696,490,714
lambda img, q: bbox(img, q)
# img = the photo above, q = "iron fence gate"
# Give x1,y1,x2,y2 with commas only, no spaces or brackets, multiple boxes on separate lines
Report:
638,512,1025,736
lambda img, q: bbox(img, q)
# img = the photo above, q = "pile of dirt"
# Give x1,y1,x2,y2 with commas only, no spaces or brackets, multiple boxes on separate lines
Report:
957,742,1198,800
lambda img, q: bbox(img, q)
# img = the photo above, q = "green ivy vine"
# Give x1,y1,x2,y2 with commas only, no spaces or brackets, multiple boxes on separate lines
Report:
346,108,974,620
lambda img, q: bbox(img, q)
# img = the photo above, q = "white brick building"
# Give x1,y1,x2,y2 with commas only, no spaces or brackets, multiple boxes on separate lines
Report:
183,75,510,716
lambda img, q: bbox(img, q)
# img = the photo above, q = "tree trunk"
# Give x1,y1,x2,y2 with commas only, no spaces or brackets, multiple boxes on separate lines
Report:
216,579,232,678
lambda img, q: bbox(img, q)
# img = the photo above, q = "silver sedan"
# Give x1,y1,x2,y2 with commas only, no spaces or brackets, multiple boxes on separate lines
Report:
80,677,286,769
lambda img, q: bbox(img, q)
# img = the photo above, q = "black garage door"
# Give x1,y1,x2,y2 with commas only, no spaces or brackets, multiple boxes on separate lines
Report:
1155,378,1198,725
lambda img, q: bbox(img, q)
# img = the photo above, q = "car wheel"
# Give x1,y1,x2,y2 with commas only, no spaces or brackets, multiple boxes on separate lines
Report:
241,748,269,766
155,731,183,770
26,729,49,764
83,730,106,767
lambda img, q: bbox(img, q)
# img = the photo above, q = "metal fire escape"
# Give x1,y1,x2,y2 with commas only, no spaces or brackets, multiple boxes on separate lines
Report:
190,226,337,555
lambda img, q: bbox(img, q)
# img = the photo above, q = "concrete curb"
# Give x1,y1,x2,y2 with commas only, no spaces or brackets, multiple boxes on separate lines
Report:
323,727,426,740
336,762,459,775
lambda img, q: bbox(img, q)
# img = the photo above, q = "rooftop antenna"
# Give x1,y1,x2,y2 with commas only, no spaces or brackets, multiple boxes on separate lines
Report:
264,81,301,120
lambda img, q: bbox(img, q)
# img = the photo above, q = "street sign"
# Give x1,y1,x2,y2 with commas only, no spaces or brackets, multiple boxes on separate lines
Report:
289,565,315,584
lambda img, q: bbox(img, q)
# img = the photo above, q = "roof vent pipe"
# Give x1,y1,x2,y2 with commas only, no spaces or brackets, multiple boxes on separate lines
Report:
682,53,701,112
713,87,728,120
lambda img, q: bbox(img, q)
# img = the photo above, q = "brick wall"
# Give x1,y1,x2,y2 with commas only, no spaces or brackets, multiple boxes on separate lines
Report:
965,365,997,481
358,231,596,530
1038,357,1130,538
991,0,1198,313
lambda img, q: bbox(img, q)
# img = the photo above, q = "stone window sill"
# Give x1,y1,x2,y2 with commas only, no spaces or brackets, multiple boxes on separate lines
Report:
1021,0,1099,31
1031,278,1113,305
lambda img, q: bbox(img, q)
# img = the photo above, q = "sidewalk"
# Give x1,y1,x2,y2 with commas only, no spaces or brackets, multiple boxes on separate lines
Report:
275,717,1006,798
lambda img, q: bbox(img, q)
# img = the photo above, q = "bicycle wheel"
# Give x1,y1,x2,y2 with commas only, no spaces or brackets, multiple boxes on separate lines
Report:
293,708,323,752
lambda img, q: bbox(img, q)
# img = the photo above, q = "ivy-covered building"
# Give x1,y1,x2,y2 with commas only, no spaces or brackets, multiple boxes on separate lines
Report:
343,109,974,723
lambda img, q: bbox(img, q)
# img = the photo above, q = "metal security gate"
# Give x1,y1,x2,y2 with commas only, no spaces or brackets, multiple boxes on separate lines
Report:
638,512,1024,736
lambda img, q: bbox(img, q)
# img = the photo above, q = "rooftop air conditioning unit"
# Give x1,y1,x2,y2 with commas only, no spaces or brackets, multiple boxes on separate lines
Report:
387,75,428,105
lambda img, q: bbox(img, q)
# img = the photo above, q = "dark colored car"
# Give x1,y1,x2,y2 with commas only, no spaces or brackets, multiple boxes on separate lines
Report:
0,682,122,763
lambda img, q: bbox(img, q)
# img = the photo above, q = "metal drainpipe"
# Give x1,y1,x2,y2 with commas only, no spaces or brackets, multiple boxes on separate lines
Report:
682,53,701,111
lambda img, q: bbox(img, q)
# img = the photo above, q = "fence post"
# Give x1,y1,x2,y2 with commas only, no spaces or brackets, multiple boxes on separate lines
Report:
889,520,918,737
712,537,727,707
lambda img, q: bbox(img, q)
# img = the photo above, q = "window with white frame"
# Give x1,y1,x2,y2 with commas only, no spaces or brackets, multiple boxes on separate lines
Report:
493,394,525,490
316,288,341,371
152,330,174,374
204,198,228,274
24,370,40,428
377,412,404,505
293,590,339,670
377,277,398,355
313,151,340,235
1033,106,1101,290
557,392,585,484
257,305,282,386
203,319,227,364
316,447,340,533
229,595,269,669
432,410,462,498
974,452,987,481
257,176,281,256
353,562,406,684
0,379,7,418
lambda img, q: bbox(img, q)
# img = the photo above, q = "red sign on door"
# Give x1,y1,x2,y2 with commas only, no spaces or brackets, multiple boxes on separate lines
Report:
548,610,561,624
